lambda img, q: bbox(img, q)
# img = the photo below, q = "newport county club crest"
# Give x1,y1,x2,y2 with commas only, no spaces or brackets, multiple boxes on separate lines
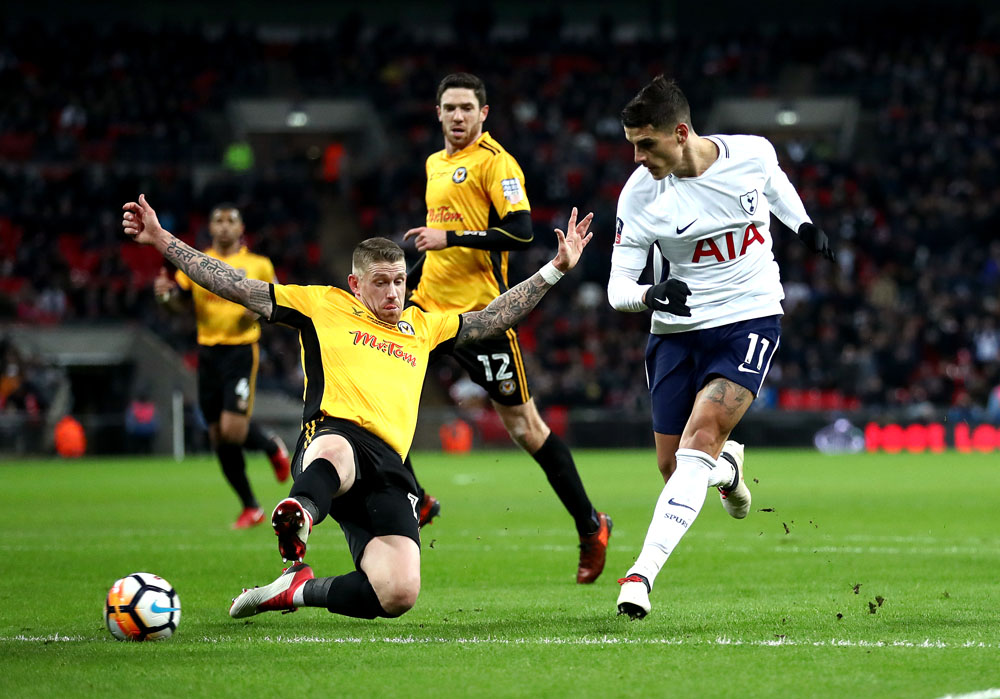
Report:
397,320,415,335
499,379,517,396
452,167,467,184
740,189,758,215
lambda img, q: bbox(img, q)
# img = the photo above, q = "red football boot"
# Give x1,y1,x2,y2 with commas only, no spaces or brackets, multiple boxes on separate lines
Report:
229,563,314,618
577,512,613,583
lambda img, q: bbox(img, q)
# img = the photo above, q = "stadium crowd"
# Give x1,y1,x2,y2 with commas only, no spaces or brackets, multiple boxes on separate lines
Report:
1,6,998,419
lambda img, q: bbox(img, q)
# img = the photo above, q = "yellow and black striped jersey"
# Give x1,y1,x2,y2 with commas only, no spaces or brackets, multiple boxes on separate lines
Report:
269,284,461,458
409,131,531,314
176,246,276,346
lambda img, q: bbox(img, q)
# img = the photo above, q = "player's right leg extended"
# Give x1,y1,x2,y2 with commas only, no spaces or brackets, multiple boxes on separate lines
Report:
273,433,355,562
231,534,420,619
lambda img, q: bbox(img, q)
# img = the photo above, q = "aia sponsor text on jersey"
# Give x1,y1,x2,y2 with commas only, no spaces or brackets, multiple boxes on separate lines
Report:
691,223,766,263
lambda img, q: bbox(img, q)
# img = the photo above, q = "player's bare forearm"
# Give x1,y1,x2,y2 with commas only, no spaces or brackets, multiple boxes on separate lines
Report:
455,207,592,343
457,273,549,344
160,236,273,318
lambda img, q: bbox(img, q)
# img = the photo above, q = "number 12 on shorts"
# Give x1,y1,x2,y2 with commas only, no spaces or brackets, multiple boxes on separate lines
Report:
476,353,513,382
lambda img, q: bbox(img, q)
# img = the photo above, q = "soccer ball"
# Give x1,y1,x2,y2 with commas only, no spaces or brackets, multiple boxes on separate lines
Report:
104,572,181,641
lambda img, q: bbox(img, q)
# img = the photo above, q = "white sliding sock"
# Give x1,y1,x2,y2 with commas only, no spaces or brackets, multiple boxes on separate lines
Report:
627,449,724,586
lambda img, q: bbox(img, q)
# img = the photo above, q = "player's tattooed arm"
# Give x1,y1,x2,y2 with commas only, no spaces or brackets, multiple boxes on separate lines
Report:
457,274,550,344
163,238,273,318
122,194,273,318
457,207,594,345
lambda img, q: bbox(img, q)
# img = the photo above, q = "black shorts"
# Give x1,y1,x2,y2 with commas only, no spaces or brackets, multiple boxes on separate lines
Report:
433,328,532,406
197,343,258,423
291,416,420,567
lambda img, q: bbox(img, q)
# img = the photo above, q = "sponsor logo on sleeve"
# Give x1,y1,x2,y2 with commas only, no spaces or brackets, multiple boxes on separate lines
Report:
501,178,523,204
615,217,624,245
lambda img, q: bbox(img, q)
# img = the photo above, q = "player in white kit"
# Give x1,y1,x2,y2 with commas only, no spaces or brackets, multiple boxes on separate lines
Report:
607,76,834,619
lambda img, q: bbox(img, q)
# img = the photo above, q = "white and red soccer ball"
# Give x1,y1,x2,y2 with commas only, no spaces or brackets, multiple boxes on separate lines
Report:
104,572,181,641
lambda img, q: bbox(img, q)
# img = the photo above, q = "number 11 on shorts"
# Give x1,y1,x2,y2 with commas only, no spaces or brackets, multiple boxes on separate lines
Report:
740,332,770,374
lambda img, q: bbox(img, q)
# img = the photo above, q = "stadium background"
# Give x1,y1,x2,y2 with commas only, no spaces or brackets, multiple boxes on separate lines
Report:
1,0,998,457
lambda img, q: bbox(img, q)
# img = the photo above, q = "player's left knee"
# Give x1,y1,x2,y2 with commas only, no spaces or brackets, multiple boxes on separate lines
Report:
376,575,420,617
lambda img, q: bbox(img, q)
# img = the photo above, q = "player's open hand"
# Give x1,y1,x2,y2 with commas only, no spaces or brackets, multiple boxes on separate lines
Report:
552,207,594,272
122,194,165,246
403,226,448,252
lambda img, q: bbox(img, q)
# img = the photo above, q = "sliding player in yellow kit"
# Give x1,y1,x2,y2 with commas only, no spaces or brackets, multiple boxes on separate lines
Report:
403,73,611,583
123,192,594,620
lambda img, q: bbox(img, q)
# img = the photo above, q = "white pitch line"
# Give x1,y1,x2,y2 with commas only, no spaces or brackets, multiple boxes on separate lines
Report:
2,634,995,649
934,690,1000,699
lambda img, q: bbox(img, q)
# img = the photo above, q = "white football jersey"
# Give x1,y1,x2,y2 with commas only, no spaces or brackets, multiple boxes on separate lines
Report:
608,134,811,334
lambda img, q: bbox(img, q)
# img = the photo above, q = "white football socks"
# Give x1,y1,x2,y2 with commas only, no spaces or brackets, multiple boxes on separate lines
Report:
627,449,732,587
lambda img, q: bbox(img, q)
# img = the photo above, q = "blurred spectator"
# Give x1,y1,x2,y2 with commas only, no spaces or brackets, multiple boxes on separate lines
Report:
947,390,987,426
0,337,47,419
125,388,159,454
987,383,1000,425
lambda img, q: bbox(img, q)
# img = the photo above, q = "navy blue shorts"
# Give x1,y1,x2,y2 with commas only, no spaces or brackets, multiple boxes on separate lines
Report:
645,315,781,435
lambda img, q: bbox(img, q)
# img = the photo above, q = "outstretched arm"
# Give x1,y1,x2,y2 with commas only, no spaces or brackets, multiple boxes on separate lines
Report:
457,208,593,344
122,194,274,318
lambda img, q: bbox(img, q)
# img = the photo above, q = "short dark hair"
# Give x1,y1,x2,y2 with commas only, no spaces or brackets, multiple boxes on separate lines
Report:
211,202,241,219
352,237,405,276
436,73,487,108
621,76,692,131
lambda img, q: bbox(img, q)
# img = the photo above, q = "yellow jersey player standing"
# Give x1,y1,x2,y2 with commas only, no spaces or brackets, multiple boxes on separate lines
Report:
403,73,611,584
154,204,290,529
123,193,594,621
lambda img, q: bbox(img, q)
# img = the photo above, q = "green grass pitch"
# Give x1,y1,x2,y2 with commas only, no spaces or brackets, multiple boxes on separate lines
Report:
1,448,998,698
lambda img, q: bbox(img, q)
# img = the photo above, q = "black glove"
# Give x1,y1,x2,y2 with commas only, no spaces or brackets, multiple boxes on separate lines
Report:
798,222,835,261
644,278,692,317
